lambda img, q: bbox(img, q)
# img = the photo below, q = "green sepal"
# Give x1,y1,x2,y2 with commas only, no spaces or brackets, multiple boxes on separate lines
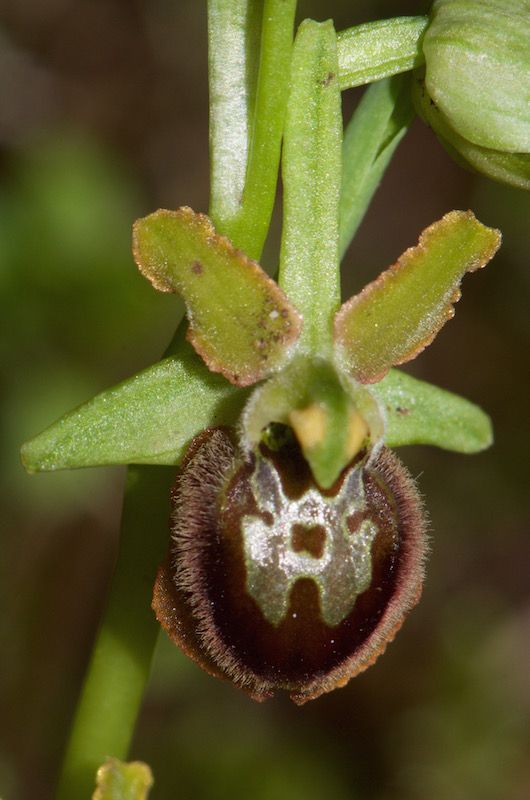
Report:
337,16,428,90
133,207,301,386
93,758,153,800
334,210,501,384
280,19,342,354
242,357,384,489
372,369,493,453
21,332,248,473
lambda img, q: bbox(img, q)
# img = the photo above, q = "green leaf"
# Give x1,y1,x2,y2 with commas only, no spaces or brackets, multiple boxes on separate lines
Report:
372,369,493,453
339,74,414,258
423,0,530,153
334,210,501,384
207,0,263,228
93,758,153,800
279,19,342,355
219,0,297,260
21,332,248,472
133,207,301,386
242,357,385,488
337,16,428,90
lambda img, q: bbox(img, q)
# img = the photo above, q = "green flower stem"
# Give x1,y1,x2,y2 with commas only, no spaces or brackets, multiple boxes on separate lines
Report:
207,0,263,226
279,19,342,354
219,0,297,260
56,466,174,800
339,74,414,258
56,3,294,794
337,16,427,90
209,0,297,261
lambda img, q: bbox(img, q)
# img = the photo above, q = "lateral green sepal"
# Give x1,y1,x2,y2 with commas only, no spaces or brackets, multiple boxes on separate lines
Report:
21,334,248,473
372,369,493,453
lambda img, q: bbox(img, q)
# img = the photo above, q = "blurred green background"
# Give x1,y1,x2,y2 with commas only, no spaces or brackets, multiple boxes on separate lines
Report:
1,2,529,799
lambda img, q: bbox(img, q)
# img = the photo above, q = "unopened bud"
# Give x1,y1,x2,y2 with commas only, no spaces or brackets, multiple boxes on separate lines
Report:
415,0,530,188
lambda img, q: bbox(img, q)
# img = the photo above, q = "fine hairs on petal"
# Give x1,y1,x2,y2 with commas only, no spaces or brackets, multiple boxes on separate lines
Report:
155,428,429,703
292,447,428,703
169,429,277,698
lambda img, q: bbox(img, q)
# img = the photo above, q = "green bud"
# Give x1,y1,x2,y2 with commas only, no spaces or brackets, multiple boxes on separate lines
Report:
416,0,530,188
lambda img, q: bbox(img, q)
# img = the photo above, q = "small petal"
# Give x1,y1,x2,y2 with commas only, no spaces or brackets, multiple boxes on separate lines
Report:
334,210,500,384
133,207,302,386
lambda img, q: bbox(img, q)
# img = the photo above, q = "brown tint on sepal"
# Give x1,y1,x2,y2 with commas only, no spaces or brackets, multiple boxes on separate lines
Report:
133,207,302,387
153,427,427,703
334,210,501,384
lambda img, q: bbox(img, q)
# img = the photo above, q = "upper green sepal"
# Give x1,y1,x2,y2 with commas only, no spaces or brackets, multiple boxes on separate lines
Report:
280,19,342,354
21,332,247,473
133,207,302,386
334,211,501,384
93,758,153,800
372,369,493,453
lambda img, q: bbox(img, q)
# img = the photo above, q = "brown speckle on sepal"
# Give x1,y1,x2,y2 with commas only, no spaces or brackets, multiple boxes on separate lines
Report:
132,207,302,387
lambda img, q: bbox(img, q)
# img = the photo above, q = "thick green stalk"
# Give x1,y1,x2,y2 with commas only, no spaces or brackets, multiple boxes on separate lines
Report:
279,19,342,354
56,3,293,796
209,0,297,261
339,74,414,258
55,467,174,800
222,0,297,259
207,0,263,228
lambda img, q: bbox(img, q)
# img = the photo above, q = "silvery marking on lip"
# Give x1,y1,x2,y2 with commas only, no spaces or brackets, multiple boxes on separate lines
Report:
152,426,427,703
242,451,378,626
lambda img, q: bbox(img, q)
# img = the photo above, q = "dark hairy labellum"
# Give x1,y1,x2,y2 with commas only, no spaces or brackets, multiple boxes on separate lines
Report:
153,427,427,703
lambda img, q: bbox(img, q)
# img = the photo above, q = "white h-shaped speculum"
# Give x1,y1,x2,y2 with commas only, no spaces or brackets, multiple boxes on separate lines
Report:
242,454,379,627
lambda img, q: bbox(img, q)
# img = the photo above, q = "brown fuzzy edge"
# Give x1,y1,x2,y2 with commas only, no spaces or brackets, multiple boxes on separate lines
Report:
334,210,501,384
153,434,428,705
152,428,276,701
133,206,302,387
